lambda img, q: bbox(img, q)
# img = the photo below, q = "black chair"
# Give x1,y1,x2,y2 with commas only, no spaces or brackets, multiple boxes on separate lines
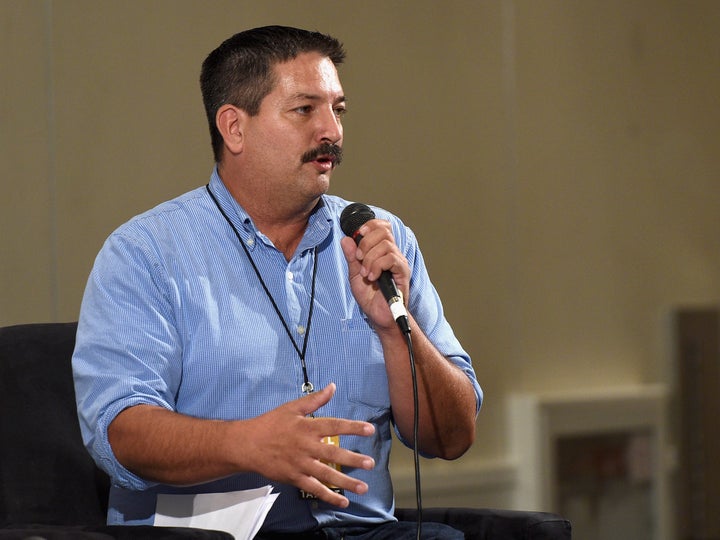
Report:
0,323,571,539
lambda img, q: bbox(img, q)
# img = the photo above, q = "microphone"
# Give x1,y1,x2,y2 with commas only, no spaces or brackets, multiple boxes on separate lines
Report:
340,203,411,335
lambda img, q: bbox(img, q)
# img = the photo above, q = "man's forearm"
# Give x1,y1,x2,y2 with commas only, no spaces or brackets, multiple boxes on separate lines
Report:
379,315,477,459
108,404,242,485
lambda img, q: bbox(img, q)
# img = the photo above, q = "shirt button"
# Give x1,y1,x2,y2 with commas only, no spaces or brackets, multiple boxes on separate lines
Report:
297,325,306,335
286,271,294,281
247,237,255,247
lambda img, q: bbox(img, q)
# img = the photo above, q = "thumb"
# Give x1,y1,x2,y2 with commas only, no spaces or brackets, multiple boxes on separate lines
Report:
297,382,336,417
340,236,359,266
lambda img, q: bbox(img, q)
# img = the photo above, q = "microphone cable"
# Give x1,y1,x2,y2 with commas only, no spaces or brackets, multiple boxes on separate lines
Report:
403,329,423,540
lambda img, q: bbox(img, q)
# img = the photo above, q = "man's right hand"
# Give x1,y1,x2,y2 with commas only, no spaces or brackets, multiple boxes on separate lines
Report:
234,383,375,507
108,382,375,508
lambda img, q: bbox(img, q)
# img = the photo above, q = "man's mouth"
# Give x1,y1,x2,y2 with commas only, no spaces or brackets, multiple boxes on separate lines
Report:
302,143,343,167
315,155,335,167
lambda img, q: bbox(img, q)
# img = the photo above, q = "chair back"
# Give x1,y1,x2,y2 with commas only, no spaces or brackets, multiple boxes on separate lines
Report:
0,322,109,526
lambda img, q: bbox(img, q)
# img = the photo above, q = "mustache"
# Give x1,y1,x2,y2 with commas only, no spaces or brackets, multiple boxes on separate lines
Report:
301,143,344,166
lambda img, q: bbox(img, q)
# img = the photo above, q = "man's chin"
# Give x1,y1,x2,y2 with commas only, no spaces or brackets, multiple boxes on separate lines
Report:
312,173,332,197
317,174,332,194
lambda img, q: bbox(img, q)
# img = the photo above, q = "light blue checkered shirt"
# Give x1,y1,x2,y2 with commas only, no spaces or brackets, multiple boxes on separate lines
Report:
72,168,481,532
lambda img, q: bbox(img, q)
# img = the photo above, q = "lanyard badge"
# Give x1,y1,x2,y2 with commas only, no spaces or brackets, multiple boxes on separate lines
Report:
299,435,344,499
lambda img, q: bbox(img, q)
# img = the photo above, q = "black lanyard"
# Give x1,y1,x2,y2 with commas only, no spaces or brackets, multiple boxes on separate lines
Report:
206,184,319,395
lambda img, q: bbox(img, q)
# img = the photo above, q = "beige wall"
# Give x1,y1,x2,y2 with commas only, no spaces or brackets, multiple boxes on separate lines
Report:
2,0,720,482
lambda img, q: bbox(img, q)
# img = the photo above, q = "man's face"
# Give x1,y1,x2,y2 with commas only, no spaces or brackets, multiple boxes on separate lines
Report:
241,52,346,207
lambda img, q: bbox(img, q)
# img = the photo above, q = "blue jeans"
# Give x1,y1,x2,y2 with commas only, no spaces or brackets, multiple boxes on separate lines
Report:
257,520,465,539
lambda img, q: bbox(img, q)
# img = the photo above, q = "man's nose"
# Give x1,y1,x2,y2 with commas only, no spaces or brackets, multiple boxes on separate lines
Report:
317,106,343,144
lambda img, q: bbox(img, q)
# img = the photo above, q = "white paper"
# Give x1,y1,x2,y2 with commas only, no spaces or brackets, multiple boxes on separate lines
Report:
154,485,279,540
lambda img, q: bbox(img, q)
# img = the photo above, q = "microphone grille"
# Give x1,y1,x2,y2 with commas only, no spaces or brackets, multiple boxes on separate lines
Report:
340,202,376,237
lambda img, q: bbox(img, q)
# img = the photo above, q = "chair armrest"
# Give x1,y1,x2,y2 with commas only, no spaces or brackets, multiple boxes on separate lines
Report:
394,507,572,540
0,525,234,539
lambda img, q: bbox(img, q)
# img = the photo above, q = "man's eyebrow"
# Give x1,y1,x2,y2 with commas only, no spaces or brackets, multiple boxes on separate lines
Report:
289,93,347,104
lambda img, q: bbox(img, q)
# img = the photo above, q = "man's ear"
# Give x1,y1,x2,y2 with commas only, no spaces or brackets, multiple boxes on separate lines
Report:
216,104,246,156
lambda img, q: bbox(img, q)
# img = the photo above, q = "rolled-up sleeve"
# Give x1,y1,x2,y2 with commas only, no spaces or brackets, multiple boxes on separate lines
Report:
72,229,182,490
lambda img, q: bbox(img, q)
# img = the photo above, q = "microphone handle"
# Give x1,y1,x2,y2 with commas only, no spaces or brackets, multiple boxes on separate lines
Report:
378,270,411,334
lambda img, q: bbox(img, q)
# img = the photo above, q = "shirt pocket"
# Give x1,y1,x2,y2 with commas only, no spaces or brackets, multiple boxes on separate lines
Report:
340,317,390,411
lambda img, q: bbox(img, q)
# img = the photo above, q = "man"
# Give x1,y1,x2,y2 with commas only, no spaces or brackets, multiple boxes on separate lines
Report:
73,26,482,539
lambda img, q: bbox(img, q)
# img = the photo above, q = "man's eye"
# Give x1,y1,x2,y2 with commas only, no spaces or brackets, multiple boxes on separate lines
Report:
334,106,347,117
295,105,313,114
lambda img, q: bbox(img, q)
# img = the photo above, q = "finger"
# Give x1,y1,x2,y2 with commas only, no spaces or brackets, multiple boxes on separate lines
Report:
364,248,406,283
312,462,369,496
322,467,370,497
295,382,336,416
314,416,376,439
341,220,390,262
355,219,393,250
296,475,352,508
318,443,375,471
300,458,371,500
351,224,405,282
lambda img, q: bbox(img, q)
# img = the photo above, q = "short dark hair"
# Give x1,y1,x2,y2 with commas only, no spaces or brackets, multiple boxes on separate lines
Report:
200,25,346,163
